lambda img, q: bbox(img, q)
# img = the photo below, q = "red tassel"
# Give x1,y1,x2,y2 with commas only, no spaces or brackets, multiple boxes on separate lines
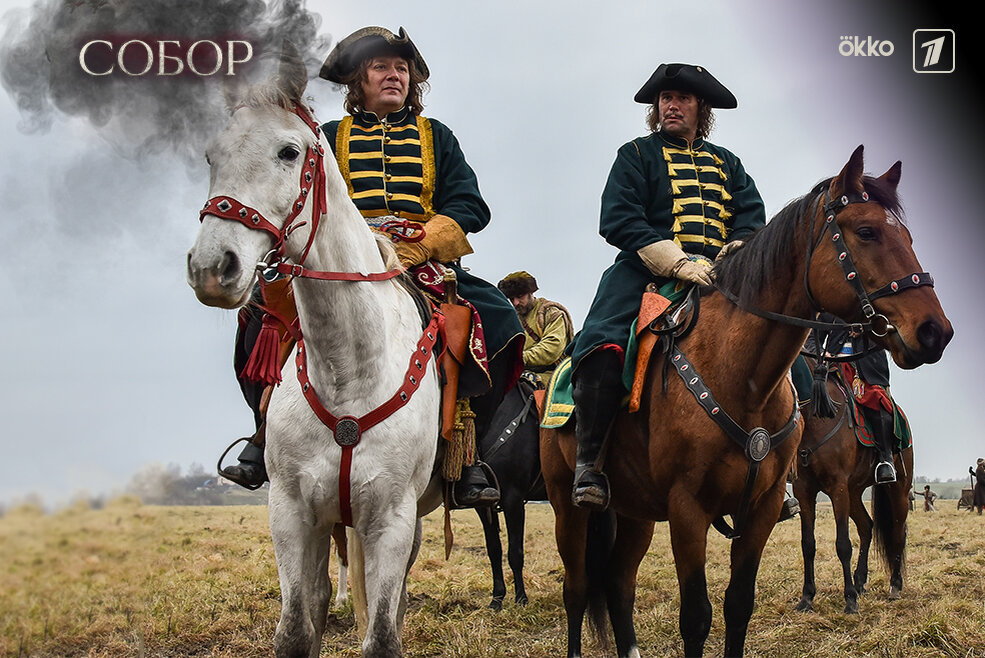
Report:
241,314,284,385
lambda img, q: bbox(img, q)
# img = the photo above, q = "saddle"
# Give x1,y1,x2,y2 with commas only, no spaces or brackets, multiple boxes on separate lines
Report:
242,275,473,448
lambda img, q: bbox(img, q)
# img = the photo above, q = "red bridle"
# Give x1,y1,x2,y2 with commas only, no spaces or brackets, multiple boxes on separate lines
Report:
200,102,441,527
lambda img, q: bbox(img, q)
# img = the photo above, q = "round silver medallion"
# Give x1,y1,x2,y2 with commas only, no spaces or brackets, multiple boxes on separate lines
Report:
335,416,361,447
746,428,771,462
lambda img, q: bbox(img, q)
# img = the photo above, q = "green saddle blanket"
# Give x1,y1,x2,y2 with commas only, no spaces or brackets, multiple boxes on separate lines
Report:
540,278,693,429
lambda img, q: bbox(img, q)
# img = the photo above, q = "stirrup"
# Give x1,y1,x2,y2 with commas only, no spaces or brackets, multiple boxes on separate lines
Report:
778,496,800,522
217,437,266,491
874,461,897,484
572,468,609,511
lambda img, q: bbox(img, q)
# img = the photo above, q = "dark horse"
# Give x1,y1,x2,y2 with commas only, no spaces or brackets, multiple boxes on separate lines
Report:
794,359,913,614
541,147,952,658
475,375,547,610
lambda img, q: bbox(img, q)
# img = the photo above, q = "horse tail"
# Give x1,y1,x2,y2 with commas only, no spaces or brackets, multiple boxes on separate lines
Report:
871,482,905,578
585,509,616,649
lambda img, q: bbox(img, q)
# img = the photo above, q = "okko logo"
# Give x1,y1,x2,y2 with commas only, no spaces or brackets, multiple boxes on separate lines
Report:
913,29,955,73
839,35,895,57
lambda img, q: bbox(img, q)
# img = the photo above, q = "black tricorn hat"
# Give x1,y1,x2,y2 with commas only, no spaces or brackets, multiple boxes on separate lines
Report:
634,63,737,108
319,26,429,83
498,271,538,298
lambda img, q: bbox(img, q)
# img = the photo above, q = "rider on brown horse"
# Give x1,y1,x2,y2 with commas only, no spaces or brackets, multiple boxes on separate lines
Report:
566,64,768,510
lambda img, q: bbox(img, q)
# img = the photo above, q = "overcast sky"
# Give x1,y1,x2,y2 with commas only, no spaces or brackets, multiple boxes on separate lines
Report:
0,0,981,506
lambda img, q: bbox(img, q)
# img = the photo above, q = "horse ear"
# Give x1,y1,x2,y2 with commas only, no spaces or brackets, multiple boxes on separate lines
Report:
222,75,249,113
876,160,902,190
830,145,866,197
276,40,308,102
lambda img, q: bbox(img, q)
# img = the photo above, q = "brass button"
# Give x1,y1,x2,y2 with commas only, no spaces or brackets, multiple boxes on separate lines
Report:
385,173,392,180
386,192,393,199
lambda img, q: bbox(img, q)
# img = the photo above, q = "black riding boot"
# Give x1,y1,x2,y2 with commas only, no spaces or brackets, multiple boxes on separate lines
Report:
220,426,268,490
571,350,625,510
873,410,897,484
454,463,499,508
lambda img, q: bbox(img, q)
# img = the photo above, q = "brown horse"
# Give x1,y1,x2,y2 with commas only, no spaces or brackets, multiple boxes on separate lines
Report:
793,361,913,614
541,146,952,658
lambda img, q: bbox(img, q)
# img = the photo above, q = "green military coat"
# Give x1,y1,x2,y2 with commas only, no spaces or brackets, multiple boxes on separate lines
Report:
569,129,766,372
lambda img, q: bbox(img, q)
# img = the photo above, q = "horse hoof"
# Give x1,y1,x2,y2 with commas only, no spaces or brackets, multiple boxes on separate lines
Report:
844,601,859,614
795,599,813,612
515,593,528,606
488,598,503,611
888,586,902,601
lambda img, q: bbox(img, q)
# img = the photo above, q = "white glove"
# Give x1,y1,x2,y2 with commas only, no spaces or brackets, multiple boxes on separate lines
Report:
715,239,745,262
638,240,712,286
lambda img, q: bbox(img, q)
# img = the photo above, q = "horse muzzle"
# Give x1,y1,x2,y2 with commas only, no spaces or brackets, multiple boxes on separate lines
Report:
890,316,953,368
186,246,254,309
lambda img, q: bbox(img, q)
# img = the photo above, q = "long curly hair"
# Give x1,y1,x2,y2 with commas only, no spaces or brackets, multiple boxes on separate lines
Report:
341,55,430,116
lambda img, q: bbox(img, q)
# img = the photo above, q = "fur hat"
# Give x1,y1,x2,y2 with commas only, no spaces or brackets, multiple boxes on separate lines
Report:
498,271,538,298
634,63,737,108
978,458,984,466
319,26,429,83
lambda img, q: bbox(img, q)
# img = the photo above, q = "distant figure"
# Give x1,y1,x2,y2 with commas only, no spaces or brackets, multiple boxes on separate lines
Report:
497,271,574,388
970,458,985,515
921,485,938,512
908,488,915,511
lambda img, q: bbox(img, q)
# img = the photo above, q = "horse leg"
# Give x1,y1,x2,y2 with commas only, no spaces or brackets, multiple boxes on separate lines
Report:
358,500,419,657
875,477,910,600
503,502,529,605
332,523,349,607
607,514,654,658
669,506,712,658
347,528,369,637
793,479,819,612
830,488,860,614
848,493,872,595
477,506,507,610
269,486,333,658
396,518,424,630
723,488,784,658
552,500,592,658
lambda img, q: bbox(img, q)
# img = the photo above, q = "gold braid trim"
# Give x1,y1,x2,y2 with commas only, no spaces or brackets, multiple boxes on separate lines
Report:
418,116,435,217
336,116,354,199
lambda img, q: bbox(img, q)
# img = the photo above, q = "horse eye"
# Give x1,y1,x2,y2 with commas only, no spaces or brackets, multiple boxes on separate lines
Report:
856,226,878,241
278,146,301,162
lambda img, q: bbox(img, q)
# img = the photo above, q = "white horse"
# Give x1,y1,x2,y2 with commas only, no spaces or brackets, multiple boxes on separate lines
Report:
186,49,442,657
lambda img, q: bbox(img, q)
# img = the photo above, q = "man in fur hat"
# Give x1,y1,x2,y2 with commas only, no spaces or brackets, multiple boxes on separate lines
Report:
498,271,574,388
220,27,523,508
567,63,767,510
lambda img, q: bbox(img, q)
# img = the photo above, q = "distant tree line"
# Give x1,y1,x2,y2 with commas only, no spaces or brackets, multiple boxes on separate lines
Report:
125,462,267,505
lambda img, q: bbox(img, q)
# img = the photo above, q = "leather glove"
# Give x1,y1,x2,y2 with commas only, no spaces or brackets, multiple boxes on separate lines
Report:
715,239,745,262
393,214,474,268
638,240,712,286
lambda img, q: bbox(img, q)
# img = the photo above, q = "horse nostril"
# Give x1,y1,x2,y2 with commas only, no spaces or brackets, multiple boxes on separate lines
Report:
218,250,241,285
916,320,944,353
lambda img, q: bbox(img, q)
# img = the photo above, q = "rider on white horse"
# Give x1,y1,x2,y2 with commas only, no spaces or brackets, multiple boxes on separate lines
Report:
220,27,525,508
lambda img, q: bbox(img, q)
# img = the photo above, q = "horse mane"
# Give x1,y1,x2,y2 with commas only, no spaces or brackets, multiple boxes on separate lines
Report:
713,175,904,307
237,81,313,116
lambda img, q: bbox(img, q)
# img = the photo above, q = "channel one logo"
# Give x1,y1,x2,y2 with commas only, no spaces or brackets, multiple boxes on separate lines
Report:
913,29,955,73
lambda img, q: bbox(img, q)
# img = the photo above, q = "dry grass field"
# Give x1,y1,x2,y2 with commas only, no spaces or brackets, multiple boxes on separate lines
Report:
2,495,983,657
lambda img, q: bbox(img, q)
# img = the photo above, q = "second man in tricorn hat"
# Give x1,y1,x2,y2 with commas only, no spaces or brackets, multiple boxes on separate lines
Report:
566,63,768,510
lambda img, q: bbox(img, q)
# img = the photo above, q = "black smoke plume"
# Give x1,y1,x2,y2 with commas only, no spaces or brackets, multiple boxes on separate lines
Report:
0,0,332,167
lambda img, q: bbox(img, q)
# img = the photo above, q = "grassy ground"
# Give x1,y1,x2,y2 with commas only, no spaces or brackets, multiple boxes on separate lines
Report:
2,496,983,657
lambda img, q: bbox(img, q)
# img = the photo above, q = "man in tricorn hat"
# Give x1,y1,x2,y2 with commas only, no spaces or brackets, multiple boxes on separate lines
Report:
498,271,574,388
567,63,767,510
220,27,524,508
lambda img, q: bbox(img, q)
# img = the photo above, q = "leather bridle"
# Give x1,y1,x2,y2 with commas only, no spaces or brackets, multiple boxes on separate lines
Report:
199,102,439,527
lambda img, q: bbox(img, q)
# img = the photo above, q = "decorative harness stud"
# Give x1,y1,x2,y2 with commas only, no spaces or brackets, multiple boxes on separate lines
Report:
200,103,440,527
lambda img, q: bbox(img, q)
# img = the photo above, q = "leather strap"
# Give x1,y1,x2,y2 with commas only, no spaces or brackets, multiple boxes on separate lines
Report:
295,311,445,527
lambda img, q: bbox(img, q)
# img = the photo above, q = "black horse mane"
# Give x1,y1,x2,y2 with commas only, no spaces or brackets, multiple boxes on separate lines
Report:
713,174,904,307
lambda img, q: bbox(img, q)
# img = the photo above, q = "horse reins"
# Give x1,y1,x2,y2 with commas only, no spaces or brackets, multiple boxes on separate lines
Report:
200,103,440,527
